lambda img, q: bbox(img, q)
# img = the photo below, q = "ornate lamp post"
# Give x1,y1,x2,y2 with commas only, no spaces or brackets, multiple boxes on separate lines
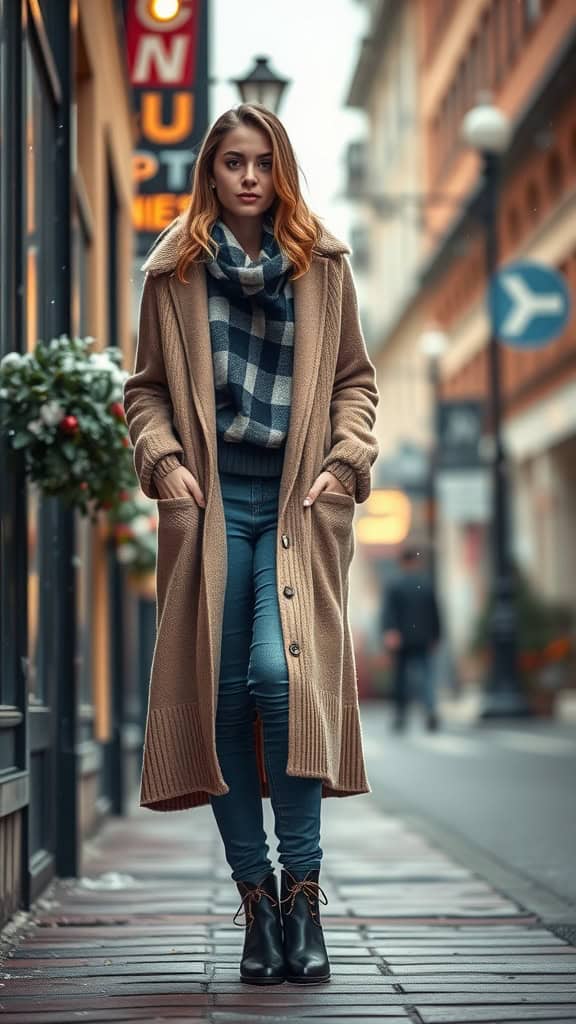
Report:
232,56,290,114
461,95,531,719
419,328,448,590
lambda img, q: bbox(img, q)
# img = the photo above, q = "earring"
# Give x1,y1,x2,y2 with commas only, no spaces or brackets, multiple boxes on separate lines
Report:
211,182,216,190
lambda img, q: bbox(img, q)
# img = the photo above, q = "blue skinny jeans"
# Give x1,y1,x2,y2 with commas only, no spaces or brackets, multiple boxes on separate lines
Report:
209,469,323,884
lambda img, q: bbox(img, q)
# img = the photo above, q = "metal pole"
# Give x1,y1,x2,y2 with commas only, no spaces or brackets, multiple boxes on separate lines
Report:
54,0,81,875
479,152,531,719
106,539,126,815
427,357,440,591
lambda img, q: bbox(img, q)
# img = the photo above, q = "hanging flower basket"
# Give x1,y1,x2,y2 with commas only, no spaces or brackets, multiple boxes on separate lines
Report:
469,569,574,716
0,335,135,523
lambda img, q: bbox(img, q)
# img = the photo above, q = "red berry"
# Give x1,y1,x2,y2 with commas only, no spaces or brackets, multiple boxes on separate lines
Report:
60,415,79,434
110,402,125,420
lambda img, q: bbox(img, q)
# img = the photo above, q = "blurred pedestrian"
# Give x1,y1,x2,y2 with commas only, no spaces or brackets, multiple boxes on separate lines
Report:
123,104,379,986
382,546,442,732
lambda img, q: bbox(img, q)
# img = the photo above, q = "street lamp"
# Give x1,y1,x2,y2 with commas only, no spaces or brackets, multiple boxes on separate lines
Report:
461,95,531,719
419,328,448,590
232,56,290,114
420,327,448,361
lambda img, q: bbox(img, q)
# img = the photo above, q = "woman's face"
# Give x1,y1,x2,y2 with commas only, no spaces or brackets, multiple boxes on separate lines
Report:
211,123,276,219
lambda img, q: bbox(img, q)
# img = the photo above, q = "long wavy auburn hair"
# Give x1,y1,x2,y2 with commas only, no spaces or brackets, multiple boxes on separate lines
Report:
175,104,323,284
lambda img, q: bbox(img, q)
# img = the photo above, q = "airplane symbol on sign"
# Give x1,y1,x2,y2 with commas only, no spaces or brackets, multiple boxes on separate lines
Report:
499,273,566,336
490,261,571,349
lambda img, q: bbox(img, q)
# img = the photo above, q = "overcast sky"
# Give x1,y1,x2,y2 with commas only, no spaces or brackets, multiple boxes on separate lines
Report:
210,0,367,242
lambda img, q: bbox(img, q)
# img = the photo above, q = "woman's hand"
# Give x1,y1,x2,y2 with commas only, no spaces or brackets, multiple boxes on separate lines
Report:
156,466,206,507
303,470,352,506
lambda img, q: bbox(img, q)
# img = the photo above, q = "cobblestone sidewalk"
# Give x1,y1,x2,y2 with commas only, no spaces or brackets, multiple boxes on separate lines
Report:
1,790,575,1022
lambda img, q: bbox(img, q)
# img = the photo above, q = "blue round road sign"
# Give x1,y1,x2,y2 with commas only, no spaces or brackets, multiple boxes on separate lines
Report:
490,260,571,349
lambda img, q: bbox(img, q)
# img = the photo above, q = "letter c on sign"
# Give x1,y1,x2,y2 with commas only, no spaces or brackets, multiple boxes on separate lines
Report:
136,0,193,32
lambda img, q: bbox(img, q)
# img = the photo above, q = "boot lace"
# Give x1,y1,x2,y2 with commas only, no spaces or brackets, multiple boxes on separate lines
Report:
280,870,328,926
232,881,278,932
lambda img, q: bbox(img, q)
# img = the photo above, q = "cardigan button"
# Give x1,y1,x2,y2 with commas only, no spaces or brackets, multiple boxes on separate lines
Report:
283,585,295,598
288,642,301,656
281,533,290,548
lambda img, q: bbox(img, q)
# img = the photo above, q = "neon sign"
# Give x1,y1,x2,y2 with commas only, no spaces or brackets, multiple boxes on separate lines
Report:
126,0,208,252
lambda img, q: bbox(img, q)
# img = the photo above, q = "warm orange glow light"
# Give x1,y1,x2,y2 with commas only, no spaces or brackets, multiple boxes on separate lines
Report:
357,489,412,545
149,0,181,22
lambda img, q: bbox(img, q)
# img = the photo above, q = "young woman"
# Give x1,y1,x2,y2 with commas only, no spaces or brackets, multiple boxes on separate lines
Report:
123,103,380,987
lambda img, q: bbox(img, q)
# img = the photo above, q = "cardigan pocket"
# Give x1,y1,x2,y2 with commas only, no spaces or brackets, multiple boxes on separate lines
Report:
310,491,356,683
312,490,355,558
155,497,203,619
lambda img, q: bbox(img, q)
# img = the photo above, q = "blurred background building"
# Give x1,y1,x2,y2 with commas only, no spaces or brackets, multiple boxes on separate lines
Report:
347,0,576,689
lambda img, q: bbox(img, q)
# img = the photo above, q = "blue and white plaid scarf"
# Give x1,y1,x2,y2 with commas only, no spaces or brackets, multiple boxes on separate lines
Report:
205,217,294,449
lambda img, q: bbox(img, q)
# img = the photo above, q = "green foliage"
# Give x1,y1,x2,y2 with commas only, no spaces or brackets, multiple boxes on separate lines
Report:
471,568,573,655
470,567,574,693
0,336,135,524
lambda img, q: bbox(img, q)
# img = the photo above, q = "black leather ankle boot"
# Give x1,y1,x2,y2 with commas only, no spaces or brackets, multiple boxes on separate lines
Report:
280,867,331,984
233,871,285,984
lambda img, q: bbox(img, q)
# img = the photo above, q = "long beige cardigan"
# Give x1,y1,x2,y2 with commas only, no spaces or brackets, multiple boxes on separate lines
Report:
123,214,380,812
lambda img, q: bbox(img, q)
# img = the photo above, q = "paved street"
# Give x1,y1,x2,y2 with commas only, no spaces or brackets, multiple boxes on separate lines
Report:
362,693,576,916
1,698,576,1023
